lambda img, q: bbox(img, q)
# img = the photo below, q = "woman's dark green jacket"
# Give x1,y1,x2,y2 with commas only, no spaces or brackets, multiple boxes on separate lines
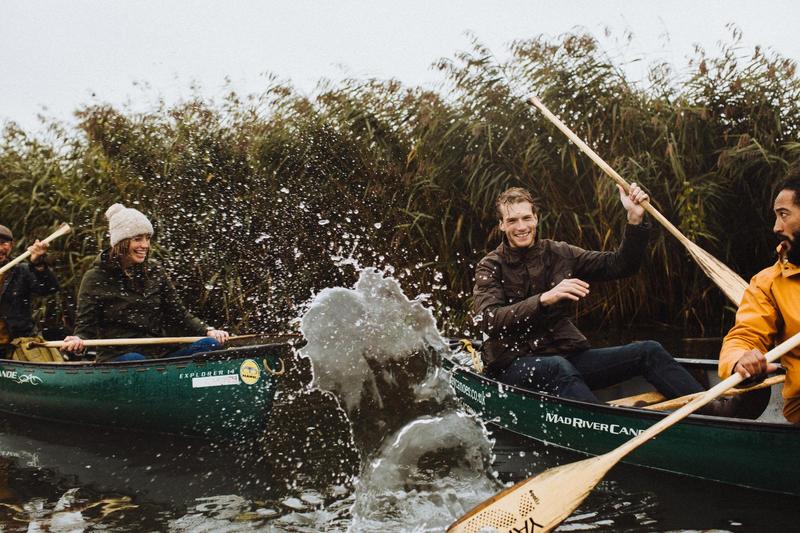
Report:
74,251,209,361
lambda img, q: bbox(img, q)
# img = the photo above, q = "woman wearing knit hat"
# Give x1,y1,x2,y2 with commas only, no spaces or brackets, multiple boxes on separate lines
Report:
61,204,229,361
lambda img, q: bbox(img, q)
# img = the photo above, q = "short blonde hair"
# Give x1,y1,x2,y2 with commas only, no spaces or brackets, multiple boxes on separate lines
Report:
495,187,537,220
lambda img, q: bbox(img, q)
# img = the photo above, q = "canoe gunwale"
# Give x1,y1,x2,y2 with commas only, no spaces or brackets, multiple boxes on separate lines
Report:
0,342,291,370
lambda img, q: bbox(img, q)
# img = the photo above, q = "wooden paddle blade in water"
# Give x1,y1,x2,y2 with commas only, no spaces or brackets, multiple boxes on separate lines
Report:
448,454,615,533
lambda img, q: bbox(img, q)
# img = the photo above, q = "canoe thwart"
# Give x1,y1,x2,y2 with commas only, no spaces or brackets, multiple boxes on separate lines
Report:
607,390,667,407
645,374,786,412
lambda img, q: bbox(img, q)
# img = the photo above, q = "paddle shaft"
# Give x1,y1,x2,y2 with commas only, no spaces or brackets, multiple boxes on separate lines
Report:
609,331,800,462
31,334,256,348
529,97,697,241
529,97,747,304
0,223,71,276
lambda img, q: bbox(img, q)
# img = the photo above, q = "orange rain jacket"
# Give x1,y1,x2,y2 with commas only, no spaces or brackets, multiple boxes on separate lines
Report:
719,256,800,423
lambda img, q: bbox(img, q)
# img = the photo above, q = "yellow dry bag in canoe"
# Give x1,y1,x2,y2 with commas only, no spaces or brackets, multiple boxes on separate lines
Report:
10,336,64,363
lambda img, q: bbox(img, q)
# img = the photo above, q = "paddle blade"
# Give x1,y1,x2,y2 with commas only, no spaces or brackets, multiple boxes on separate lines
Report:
448,455,615,533
684,241,747,305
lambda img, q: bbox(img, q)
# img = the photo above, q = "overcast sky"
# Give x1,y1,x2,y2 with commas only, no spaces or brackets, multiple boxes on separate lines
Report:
1,0,799,133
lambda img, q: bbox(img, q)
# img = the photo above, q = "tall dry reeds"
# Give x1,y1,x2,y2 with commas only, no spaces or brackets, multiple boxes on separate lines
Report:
2,31,799,339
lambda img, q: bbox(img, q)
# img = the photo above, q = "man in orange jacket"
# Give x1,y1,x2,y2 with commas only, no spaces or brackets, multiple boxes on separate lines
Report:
719,176,800,423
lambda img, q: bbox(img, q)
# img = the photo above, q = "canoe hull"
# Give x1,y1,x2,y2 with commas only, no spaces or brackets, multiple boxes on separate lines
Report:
0,344,289,439
444,355,800,495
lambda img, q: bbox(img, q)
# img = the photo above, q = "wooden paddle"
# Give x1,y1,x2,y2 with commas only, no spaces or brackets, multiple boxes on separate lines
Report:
528,96,747,306
29,334,257,349
447,330,800,533
0,223,71,276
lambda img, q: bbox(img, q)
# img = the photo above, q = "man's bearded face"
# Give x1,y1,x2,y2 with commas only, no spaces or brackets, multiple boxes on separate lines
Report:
777,230,800,265
0,240,11,264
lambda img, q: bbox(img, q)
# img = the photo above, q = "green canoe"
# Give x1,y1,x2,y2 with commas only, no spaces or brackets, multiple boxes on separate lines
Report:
0,343,289,439
443,342,800,495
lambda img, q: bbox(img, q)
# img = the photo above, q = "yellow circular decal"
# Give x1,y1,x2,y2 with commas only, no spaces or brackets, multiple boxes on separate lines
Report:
239,359,261,385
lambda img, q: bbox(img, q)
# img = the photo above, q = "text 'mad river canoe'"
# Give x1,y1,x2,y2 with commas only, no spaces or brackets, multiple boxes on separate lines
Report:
443,341,800,496
0,343,290,439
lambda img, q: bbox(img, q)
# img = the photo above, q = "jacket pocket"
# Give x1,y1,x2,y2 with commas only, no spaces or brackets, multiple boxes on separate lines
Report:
502,282,526,303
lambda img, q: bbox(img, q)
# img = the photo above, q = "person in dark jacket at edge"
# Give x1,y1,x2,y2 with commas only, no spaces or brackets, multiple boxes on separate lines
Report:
472,184,731,410
0,224,59,358
61,204,229,361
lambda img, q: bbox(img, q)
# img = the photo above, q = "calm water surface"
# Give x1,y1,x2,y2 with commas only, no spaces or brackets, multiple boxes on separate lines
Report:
0,413,796,532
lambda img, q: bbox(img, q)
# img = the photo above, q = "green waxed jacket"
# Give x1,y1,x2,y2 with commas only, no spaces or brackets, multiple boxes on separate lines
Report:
472,222,650,374
0,261,59,340
73,251,209,361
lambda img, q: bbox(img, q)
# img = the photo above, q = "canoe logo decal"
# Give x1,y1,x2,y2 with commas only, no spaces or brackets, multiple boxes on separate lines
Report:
16,374,43,386
0,370,43,386
239,359,261,385
545,412,644,437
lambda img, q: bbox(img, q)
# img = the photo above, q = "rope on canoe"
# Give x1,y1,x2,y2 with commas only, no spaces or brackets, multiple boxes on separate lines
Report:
263,357,285,376
460,339,484,374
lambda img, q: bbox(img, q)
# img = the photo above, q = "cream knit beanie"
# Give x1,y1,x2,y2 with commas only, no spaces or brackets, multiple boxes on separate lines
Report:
105,203,154,246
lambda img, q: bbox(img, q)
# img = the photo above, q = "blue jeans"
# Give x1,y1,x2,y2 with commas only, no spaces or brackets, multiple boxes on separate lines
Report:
493,341,704,403
112,338,220,362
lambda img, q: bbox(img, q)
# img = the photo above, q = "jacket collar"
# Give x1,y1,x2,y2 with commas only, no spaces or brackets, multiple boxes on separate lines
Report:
779,257,800,278
498,236,544,266
775,243,800,278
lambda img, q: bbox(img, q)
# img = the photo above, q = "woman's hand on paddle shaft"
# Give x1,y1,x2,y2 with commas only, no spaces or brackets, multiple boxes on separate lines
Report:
733,349,779,378
207,329,229,344
62,335,85,353
541,278,589,306
618,183,648,225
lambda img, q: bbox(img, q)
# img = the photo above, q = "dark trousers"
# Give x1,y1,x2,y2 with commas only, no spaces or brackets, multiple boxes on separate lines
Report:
493,341,704,403
112,337,220,362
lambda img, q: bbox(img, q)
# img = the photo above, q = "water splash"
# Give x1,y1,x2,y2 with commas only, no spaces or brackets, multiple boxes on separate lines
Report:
300,267,447,414
351,411,497,531
298,267,499,530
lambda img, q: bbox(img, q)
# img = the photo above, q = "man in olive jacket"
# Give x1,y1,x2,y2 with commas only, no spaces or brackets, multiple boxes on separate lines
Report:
0,225,59,357
472,185,705,403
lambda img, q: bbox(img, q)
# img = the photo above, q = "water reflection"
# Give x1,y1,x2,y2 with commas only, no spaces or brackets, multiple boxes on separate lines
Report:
491,427,800,532
1,411,795,532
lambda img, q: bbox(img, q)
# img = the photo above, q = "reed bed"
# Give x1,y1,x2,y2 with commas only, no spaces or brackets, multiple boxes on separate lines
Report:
2,31,799,339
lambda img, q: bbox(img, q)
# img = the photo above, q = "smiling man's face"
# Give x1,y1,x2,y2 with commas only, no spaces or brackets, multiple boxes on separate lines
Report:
499,201,538,249
0,239,12,264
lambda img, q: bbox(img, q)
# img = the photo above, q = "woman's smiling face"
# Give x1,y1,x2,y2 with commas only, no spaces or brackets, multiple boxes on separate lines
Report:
123,234,151,266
